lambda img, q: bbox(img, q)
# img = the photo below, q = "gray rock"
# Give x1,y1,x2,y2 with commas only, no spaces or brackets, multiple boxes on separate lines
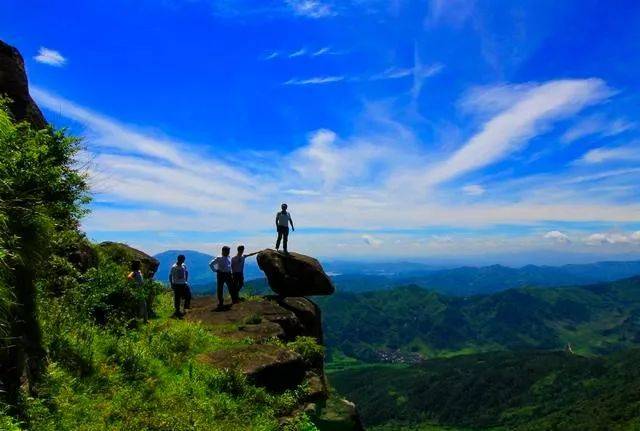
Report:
257,249,335,297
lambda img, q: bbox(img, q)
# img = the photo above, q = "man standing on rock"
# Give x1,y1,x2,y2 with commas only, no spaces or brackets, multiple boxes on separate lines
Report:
209,246,234,310
169,254,190,317
275,203,295,254
231,245,258,304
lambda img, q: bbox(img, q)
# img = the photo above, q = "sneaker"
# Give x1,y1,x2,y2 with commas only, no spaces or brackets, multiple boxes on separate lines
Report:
171,311,184,318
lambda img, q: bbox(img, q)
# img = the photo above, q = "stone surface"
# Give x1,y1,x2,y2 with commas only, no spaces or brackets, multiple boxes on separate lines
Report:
97,241,160,278
257,249,335,297
0,40,47,128
199,344,306,393
67,239,99,273
186,296,320,343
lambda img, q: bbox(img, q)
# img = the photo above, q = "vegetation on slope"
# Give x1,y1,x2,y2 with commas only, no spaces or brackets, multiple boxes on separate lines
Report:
329,349,640,430
0,102,319,430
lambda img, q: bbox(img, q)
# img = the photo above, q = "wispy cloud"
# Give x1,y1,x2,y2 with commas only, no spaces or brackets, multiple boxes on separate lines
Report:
285,0,335,18
577,143,640,164
415,79,612,187
288,48,307,58
584,231,640,245
370,67,414,80
31,81,640,259
263,46,339,60
462,184,485,196
34,47,66,67
562,115,635,143
312,47,332,56
283,76,345,85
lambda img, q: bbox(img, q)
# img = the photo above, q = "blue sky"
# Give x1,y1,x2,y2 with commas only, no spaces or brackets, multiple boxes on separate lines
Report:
3,0,640,263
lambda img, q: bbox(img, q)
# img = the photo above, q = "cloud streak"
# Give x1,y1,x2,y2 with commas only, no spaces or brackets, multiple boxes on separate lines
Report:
283,76,345,85
34,47,66,66
417,79,612,187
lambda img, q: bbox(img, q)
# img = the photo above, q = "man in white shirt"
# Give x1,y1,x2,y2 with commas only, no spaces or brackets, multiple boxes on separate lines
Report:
275,203,295,253
231,245,258,303
209,246,234,310
169,254,190,317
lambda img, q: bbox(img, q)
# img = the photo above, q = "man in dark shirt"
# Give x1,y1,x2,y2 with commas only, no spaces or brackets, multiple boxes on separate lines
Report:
231,245,258,303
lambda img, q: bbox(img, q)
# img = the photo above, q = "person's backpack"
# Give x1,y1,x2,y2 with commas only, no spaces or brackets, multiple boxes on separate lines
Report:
173,265,187,283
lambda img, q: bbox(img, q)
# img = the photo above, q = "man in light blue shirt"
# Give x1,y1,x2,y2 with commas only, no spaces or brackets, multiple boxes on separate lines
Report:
209,246,233,310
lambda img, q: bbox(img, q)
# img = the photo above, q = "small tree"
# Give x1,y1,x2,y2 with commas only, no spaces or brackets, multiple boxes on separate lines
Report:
0,99,89,406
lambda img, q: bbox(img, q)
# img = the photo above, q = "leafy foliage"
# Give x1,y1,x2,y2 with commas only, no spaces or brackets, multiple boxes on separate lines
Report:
0,97,90,401
329,349,640,430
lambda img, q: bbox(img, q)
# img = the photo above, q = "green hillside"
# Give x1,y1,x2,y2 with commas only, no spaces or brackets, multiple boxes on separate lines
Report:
318,278,640,361
329,349,640,430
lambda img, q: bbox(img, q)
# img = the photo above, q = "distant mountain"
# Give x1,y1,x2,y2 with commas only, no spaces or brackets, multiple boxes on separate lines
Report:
317,276,640,362
154,249,263,289
329,348,640,430
329,260,640,295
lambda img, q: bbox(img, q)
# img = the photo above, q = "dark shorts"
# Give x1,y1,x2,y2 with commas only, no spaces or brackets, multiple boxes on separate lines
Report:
277,225,289,234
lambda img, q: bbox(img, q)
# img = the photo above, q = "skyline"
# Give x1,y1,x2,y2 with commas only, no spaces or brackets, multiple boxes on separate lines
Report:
3,0,640,263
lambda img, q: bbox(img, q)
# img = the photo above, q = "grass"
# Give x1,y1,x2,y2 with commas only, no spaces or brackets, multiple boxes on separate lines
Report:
5,292,319,431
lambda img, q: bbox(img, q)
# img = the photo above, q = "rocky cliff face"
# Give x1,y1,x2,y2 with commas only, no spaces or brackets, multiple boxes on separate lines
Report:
0,40,47,128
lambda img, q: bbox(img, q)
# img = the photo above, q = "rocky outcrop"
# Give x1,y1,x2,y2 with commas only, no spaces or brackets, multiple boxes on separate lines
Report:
257,249,335,297
97,241,160,278
0,40,47,128
186,294,363,429
199,344,307,393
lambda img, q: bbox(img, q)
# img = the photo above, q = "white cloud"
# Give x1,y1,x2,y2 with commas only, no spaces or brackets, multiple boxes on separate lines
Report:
31,82,640,260
584,232,640,245
289,48,307,58
362,234,383,246
462,184,485,196
263,51,279,60
577,144,640,164
417,79,612,187
283,76,344,85
426,0,475,27
562,115,635,144
285,0,334,18
34,47,66,67
544,230,571,244
312,47,332,56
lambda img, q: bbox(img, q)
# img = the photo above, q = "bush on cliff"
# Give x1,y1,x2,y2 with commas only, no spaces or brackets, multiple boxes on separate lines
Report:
0,98,89,402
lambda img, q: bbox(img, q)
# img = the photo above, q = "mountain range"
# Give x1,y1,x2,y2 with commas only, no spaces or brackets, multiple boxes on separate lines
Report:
156,250,640,296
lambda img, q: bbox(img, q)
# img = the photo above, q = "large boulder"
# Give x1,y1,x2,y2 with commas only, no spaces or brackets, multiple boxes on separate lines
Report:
257,249,335,297
97,241,160,278
0,40,47,128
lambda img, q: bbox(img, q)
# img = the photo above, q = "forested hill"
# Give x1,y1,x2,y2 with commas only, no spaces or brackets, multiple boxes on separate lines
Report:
329,349,640,430
317,276,640,362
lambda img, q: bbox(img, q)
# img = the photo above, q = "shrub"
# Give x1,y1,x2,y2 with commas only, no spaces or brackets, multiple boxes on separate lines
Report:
288,337,325,368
